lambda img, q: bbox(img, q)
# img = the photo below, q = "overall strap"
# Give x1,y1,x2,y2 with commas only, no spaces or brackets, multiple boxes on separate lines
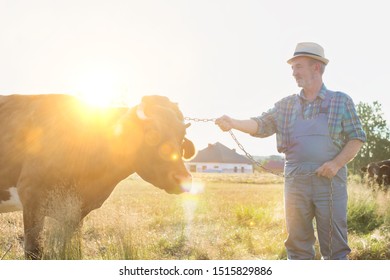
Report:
319,90,335,114
295,95,304,119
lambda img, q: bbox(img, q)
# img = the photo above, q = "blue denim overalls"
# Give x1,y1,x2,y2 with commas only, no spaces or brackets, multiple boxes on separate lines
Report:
284,93,350,260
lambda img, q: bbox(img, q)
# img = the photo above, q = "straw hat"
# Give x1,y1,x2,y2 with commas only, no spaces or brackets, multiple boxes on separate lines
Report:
287,42,329,65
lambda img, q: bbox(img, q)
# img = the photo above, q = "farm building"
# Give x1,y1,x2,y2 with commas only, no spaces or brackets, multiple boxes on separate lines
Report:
186,142,253,173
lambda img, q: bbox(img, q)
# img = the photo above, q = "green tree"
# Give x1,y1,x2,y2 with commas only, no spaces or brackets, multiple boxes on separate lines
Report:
350,101,390,173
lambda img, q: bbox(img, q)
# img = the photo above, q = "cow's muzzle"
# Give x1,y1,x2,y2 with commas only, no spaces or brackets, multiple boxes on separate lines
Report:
171,173,192,193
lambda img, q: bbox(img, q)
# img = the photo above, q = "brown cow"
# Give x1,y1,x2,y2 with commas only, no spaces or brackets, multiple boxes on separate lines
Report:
0,94,195,259
361,159,390,187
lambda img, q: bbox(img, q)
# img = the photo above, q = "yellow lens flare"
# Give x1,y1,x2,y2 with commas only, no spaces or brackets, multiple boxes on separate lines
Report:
181,179,204,239
181,179,204,194
171,153,179,161
158,142,181,162
113,123,123,137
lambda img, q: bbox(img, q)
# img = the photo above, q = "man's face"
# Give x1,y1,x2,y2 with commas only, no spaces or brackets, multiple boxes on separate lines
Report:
290,57,316,88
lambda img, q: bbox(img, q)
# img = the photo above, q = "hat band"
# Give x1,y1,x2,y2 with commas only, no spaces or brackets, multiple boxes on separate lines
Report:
294,51,322,58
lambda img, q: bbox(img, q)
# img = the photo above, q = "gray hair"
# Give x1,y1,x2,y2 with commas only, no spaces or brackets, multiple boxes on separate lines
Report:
309,58,326,74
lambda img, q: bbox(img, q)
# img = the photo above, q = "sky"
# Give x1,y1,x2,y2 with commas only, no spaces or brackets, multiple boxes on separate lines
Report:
1,0,390,157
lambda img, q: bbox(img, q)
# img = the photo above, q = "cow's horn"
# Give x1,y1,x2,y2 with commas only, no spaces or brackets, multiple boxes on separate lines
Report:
136,103,149,120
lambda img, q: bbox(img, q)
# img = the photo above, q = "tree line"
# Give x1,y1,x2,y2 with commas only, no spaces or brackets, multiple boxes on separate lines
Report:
350,101,390,173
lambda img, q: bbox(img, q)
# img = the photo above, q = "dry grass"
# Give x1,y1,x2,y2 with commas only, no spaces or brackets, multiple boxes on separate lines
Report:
76,173,287,260
0,173,389,260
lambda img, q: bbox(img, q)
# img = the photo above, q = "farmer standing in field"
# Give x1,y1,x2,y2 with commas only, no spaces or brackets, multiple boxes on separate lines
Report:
215,42,366,260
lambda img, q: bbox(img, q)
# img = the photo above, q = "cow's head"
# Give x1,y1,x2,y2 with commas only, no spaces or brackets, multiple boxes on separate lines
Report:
376,165,390,186
133,95,195,194
362,162,381,178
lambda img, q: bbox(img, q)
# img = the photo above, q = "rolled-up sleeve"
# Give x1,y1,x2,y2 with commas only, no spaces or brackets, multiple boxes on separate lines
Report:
342,99,367,143
250,107,278,138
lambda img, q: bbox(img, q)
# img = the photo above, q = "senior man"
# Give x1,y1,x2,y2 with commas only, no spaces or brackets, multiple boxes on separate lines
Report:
216,42,366,260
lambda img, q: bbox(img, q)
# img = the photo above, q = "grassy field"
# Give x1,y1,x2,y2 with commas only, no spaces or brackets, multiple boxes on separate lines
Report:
1,173,389,260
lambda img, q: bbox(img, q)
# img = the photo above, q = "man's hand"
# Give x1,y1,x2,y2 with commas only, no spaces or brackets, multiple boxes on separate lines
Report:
315,139,364,179
315,161,342,179
216,116,259,134
215,115,234,131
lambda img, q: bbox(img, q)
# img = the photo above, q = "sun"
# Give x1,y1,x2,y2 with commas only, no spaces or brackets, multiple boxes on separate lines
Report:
74,69,123,108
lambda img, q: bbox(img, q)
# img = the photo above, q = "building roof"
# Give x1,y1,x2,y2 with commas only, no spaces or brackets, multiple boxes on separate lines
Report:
189,142,252,164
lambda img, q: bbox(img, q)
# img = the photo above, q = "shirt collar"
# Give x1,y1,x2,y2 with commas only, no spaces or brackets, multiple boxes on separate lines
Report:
299,84,327,101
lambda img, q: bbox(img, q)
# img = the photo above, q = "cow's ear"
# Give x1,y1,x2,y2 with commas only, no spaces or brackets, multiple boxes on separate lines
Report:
182,138,195,160
361,167,367,172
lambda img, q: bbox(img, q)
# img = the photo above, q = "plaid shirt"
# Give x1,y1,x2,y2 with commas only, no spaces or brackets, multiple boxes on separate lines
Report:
251,84,366,153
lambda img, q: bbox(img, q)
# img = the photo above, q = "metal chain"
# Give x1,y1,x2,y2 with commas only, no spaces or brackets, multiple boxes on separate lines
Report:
228,130,285,177
1,244,12,260
328,178,334,259
185,116,284,177
184,117,216,123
